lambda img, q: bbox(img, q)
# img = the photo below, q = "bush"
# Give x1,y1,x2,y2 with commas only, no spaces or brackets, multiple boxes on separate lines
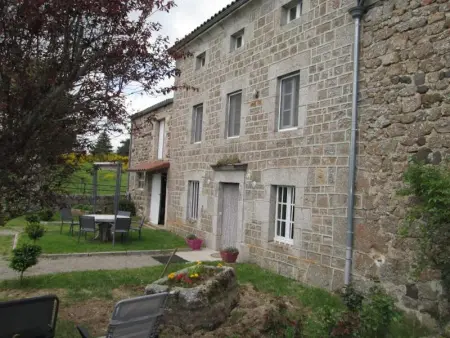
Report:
25,222,45,243
25,214,40,224
118,199,136,216
9,244,42,282
186,234,197,240
38,208,53,221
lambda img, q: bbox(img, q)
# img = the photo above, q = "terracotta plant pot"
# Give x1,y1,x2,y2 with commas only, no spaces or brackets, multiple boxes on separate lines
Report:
220,251,239,263
186,238,203,251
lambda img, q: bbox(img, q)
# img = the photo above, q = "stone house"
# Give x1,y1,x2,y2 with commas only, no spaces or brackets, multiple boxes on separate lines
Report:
128,99,173,225
130,0,450,326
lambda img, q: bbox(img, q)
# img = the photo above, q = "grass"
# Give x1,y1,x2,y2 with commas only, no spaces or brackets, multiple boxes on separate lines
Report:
0,264,429,338
63,163,128,196
0,235,14,256
16,225,187,254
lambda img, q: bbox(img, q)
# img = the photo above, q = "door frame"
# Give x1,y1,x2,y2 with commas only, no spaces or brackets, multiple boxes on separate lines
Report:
149,173,162,225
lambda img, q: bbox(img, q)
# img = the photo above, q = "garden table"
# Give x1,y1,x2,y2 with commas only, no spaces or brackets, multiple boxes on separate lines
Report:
85,214,130,242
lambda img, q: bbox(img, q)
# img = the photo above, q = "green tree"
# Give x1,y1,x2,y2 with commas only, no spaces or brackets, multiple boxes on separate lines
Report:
92,131,113,156
10,244,42,283
116,138,130,156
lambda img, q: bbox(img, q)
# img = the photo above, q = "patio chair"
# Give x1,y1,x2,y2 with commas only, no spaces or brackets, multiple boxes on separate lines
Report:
131,217,146,240
112,216,131,246
78,215,97,243
0,294,59,338
76,292,168,338
60,207,79,235
118,210,132,217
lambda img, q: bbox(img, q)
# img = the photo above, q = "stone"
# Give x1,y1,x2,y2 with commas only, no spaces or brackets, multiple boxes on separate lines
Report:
428,12,445,24
145,266,239,334
417,85,429,94
306,265,333,290
401,94,422,112
430,151,442,165
399,76,412,84
422,93,443,108
414,72,426,85
381,52,399,65
416,136,426,146
406,283,419,299
415,148,432,162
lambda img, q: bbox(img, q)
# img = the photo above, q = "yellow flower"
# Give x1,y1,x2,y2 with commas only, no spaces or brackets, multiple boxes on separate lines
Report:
168,273,176,280
194,273,199,278
196,261,202,265
190,274,195,278
217,263,223,268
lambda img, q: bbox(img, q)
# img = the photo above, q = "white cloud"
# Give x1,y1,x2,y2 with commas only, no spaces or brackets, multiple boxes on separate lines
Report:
114,0,235,149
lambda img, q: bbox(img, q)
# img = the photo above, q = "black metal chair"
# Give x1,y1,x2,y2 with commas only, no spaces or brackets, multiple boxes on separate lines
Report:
78,216,97,242
60,207,79,235
112,216,131,246
118,210,131,217
0,295,59,338
131,217,146,240
77,293,168,338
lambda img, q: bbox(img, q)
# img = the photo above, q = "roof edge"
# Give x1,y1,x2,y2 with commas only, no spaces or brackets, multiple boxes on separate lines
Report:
130,98,173,120
169,0,251,53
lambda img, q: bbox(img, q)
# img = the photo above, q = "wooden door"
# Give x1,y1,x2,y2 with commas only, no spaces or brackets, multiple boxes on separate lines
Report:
220,183,239,249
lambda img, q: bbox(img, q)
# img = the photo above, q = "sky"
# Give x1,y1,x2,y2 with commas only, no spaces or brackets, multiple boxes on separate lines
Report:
110,0,235,149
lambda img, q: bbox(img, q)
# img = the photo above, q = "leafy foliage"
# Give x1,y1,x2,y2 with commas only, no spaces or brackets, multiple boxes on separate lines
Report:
215,155,241,166
342,284,364,311
222,246,239,254
25,214,40,224
116,139,130,157
92,131,113,156
186,234,197,240
399,160,450,294
118,199,136,216
9,244,42,282
0,0,181,215
38,208,54,222
25,222,45,243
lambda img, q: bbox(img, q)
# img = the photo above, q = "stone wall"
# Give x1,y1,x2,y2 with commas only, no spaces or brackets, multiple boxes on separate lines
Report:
168,0,356,291
129,104,173,217
355,0,450,326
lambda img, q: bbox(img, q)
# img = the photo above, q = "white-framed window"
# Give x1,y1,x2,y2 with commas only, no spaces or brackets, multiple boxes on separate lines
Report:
196,52,206,70
278,72,300,130
284,0,302,24
230,29,244,51
157,119,165,160
227,91,242,138
187,180,200,220
192,104,203,143
137,172,145,189
275,186,295,244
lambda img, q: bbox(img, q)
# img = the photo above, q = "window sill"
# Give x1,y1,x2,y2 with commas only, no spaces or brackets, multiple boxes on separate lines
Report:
273,238,294,246
193,141,202,145
278,127,298,132
227,136,240,140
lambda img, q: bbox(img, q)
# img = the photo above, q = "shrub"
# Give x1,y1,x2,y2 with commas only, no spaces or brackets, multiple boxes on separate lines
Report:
38,208,53,221
222,246,239,254
9,244,42,282
341,285,364,311
25,214,40,224
25,222,45,243
118,199,136,216
186,234,197,240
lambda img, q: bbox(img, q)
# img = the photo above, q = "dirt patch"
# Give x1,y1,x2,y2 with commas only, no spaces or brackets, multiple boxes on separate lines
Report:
160,284,304,338
0,288,68,301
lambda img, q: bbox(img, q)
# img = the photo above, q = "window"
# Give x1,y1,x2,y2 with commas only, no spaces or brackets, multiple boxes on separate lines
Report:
283,0,302,24
227,91,242,138
275,186,295,244
187,181,200,220
192,104,203,143
137,172,145,189
230,29,244,51
279,73,300,130
157,119,165,160
196,52,206,70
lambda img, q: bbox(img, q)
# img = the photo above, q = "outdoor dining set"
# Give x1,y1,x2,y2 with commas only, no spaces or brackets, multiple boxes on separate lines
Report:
59,207,146,246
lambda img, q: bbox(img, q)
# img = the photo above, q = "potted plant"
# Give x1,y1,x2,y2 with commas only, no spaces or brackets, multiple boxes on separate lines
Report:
220,247,239,263
185,234,203,251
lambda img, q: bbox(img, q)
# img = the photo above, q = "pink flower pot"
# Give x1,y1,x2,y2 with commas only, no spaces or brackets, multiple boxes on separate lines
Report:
220,251,239,263
186,238,203,251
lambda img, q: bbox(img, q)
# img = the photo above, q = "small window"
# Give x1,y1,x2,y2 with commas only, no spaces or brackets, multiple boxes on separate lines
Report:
192,104,203,143
274,186,295,244
137,172,145,189
283,0,302,24
187,180,200,220
230,29,244,51
278,73,300,130
196,52,206,70
227,91,242,138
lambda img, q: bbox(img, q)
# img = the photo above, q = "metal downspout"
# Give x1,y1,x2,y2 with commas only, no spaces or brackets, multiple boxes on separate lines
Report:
344,4,365,286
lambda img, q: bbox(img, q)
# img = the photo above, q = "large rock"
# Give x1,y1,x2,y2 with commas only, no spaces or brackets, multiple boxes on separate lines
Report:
145,266,239,334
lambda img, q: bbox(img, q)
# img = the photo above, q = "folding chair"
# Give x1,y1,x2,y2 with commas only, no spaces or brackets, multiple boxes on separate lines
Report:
77,293,168,338
0,295,59,338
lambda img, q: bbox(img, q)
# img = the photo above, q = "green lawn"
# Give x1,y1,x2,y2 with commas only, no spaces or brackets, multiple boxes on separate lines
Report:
63,163,128,196
17,226,187,254
0,264,428,338
0,235,13,256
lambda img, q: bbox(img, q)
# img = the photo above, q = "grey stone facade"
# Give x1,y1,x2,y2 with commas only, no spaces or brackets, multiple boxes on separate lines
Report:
129,100,172,219
131,0,450,326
